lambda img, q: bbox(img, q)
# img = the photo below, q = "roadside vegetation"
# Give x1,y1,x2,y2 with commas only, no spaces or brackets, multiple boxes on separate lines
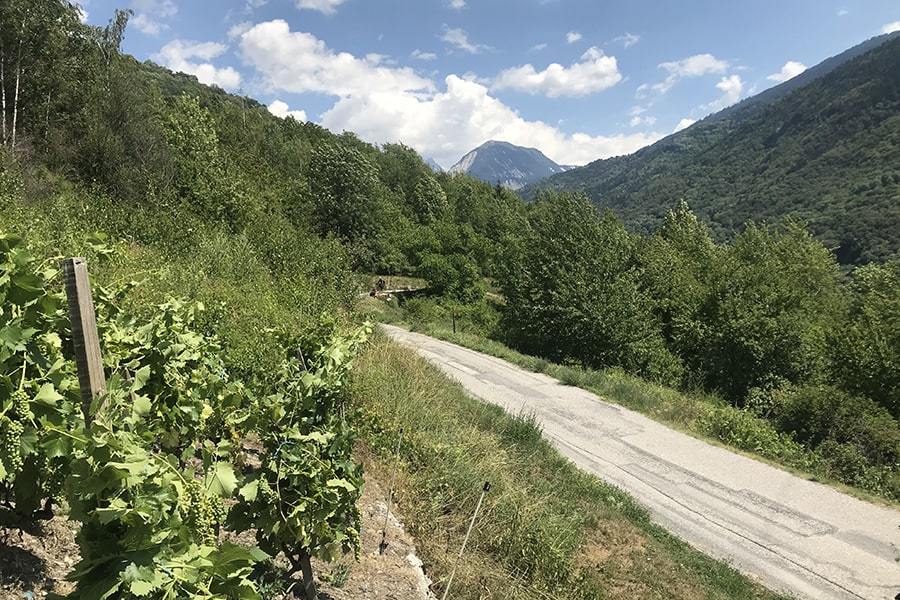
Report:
351,332,791,599
364,293,900,506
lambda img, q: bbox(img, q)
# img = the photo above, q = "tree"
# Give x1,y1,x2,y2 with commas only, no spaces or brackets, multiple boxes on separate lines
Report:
498,192,679,382
829,261,900,418
0,0,82,148
696,220,843,403
306,139,381,244
640,201,719,380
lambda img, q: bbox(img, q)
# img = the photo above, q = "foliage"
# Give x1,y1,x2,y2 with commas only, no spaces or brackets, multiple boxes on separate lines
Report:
829,261,900,418
499,192,681,383
0,233,82,521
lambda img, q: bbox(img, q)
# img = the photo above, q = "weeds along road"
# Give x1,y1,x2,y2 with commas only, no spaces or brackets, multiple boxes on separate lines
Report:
381,325,900,600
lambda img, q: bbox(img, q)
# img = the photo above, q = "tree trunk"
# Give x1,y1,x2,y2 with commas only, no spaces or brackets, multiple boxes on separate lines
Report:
1,37,7,144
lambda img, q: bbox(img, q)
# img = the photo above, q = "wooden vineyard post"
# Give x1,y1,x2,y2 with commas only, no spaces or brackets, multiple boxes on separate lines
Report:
61,258,106,425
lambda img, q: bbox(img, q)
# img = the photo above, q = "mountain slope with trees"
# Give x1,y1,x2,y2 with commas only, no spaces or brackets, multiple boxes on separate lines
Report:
523,32,900,265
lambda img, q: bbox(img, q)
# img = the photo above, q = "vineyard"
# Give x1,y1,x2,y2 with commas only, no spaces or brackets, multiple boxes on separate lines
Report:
0,232,370,599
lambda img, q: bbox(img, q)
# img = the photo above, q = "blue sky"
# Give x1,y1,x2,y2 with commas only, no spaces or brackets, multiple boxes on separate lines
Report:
79,0,900,169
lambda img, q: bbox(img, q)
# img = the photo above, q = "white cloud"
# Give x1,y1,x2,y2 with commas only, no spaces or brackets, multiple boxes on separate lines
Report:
701,74,744,112
130,0,177,35
767,61,806,82
411,49,437,61
838,8,849,16
295,0,346,14
531,42,548,52
77,6,89,23
319,75,661,169
615,32,640,48
441,27,490,54
229,22,253,38
566,31,582,44
629,115,656,127
237,20,658,169
133,0,177,17
268,100,307,121
246,0,267,8
492,47,622,98
239,20,434,97
645,53,730,94
153,40,242,89
673,118,695,133
884,21,900,34
446,0,466,10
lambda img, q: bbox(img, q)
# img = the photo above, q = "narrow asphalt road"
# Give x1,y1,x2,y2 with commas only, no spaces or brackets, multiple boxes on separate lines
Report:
381,325,900,600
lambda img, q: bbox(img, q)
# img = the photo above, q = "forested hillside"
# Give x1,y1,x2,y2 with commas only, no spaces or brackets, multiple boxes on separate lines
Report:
523,33,900,265
1,2,898,598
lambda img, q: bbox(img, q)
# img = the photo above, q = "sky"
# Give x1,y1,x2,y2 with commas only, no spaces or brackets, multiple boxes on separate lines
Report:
79,0,900,170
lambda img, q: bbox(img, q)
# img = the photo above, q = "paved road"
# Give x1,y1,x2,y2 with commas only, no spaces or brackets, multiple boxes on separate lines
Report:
382,325,900,600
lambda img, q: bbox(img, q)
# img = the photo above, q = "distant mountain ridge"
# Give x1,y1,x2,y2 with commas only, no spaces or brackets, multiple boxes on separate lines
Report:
449,140,568,190
521,31,900,265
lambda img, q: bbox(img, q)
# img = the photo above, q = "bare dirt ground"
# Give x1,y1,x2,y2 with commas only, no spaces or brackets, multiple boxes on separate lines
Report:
0,452,434,600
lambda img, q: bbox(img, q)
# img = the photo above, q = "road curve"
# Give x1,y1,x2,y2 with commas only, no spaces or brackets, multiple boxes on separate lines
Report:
381,325,900,600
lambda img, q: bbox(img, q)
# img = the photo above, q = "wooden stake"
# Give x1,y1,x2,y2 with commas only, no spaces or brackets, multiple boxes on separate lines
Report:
61,258,105,425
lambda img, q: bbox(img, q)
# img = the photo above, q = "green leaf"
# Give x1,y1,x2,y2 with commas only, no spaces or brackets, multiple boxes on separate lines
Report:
238,479,259,502
34,383,63,406
326,478,356,492
207,462,237,497
0,323,37,351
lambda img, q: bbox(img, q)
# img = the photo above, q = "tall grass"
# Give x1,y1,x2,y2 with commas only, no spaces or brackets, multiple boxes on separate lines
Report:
350,332,789,600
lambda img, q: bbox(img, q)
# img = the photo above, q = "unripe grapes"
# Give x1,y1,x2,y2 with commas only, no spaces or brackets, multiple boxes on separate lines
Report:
0,415,24,480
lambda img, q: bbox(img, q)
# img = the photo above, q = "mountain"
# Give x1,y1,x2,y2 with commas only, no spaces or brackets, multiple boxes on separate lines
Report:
449,140,568,190
522,32,900,265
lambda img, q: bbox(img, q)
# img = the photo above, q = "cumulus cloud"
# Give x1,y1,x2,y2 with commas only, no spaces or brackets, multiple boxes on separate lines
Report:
441,27,490,54
153,40,242,89
228,22,253,38
701,74,744,112
492,47,622,97
77,5,89,23
411,49,437,61
566,31,582,44
884,21,900,34
268,100,307,121
767,61,806,82
673,118,695,133
237,20,658,168
642,53,729,94
239,20,434,96
446,0,466,9
295,0,346,14
319,75,661,168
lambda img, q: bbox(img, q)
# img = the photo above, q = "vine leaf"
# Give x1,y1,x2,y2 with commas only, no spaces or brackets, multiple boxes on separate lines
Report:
207,462,237,497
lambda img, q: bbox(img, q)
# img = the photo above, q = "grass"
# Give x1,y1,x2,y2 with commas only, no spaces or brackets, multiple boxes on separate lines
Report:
350,331,791,600
363,300,899,507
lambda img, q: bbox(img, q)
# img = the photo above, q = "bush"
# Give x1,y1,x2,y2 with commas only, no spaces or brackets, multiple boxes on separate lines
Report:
696,406,805,461
775,385,900,468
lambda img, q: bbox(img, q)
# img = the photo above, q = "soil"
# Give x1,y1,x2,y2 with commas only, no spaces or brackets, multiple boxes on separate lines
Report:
0,454,435,600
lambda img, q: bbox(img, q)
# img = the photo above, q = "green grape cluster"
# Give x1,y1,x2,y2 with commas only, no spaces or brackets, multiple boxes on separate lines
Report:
257,477,278,504
180,480,225,546
0,415,24,480
10,389,33,420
